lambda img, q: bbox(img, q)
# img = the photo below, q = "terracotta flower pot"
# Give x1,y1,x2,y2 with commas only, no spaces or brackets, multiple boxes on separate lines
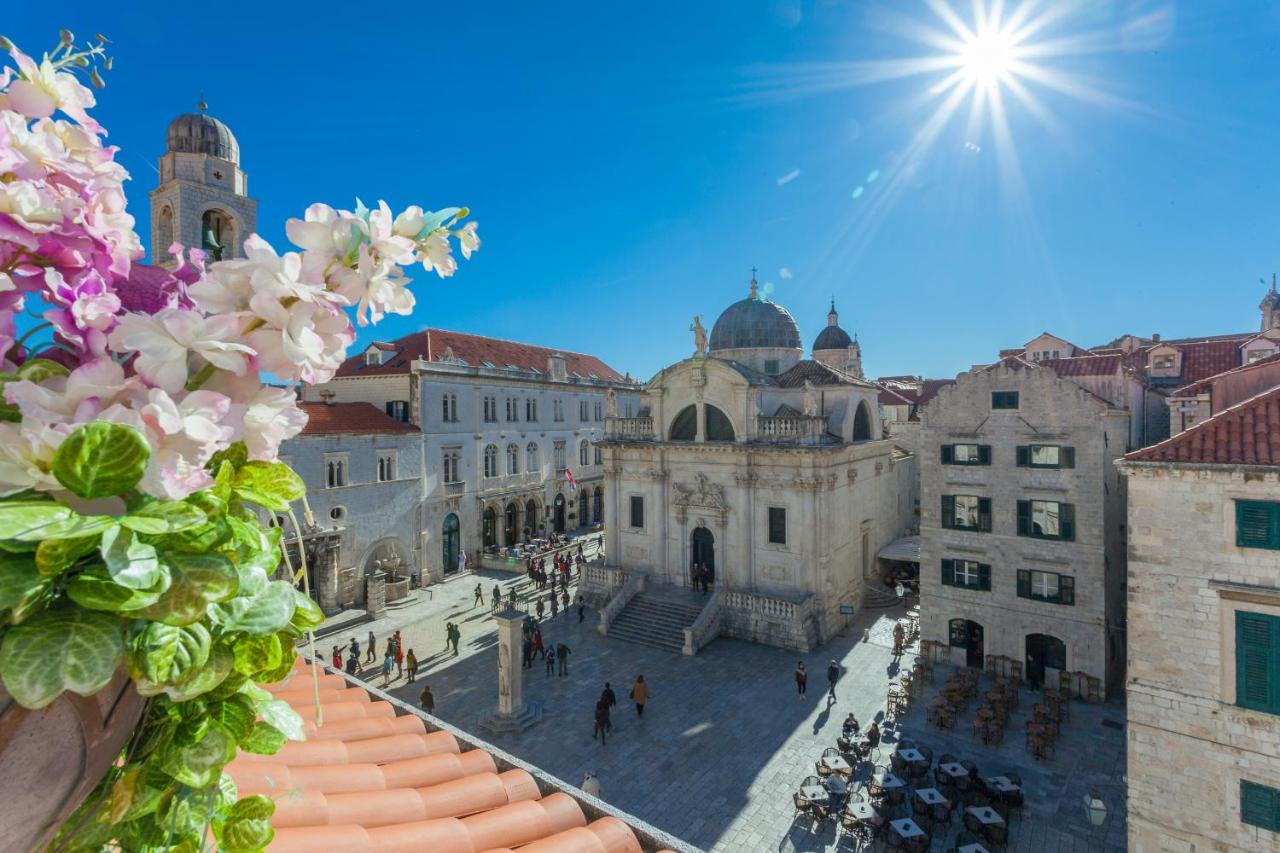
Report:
0,667,147,852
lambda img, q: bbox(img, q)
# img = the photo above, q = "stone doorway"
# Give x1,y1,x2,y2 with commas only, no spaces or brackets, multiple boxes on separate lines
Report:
1026,633,1066,689
950,618,984,669
553,493,566,534
442,513,460,575
691,525,715,575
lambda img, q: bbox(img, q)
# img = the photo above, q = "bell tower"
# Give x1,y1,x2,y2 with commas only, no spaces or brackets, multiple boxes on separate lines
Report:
1261,274,1280,332
148,100,257,268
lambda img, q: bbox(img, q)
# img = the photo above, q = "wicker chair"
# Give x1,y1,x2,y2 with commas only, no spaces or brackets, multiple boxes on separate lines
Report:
793,792,812,816
960,759,979,779
816,760,832,778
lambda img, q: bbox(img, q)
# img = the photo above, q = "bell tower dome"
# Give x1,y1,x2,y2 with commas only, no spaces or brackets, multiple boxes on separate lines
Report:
148,99,258,268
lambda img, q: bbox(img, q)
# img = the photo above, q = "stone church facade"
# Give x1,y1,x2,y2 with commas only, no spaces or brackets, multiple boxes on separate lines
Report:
597,279,916,651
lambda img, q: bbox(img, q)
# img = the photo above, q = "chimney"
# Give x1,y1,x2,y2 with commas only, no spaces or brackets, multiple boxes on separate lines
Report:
548,353,567,382
319,389,336,406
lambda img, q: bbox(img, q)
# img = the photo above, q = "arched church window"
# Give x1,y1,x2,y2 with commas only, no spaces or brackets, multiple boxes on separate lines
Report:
669,405,697,441
156,206,174,258
853,400,874,441
704,405,735,442
201,209,235,262
506,443,519,475
579,439,590,466
483,444,498,478
526,442,540,472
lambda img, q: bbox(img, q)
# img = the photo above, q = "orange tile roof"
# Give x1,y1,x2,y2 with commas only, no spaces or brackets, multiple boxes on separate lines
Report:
335,329,629,383
1125,383,1280,466
298,402,419,436
1171,351,1280,397
235,660,670,853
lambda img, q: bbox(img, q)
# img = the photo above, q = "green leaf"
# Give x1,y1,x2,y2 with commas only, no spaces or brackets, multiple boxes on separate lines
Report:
232,461,304,511
0,556,48,617
225,517,280,575
221,816,274,852
121,501,207,535
259,696,305,741
100,525,164,589
210,695,257,743
35,534,100,576
17,512,115,542
162,643,233,702
212,461,234,502
162,723,235,787
0,502,73,540
232,633,283,677
289,588,324,632
209,580,295,635
66,568,163,613
52,421,150,500
0,608,124,708
127,621,211,684
207,441,248,474
132,553,236,627
16,358,70,383
229,794,275,822
239,721,286,755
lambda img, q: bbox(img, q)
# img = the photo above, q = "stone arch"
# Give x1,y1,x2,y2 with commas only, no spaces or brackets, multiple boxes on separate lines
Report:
592,486,603,523
504,501,521,545
200,207,238,262
852,400,874,441
482,505,499,549
704,404,735,441
524,497,541,537
361,536,409,578
156,205,174,259
578,488,590,527
669,404,697,440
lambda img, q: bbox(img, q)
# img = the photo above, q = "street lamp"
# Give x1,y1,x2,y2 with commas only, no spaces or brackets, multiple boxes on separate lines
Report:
1083,791,1107,827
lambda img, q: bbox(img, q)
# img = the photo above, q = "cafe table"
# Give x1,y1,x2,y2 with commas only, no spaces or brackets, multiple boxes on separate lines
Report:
897,747,926,763
967,805,1006,827
986,775,1021,795
939,761,968,780
799,783,827,803
890,818,926,840
821,753,852,774
913,787,947,806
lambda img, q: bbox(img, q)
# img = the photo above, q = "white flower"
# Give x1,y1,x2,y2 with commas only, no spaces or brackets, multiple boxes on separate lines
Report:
456,221,481,260
239,385,308,460
418,231,457,278
246,300,352,384
109,309,254,393
4,47,99,130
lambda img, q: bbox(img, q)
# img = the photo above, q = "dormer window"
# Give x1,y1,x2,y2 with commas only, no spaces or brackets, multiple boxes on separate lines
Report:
1152,354,1175,369
365,350,382,366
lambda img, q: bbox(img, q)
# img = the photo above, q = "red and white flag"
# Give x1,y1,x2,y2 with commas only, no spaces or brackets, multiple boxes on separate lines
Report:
565,469,578,491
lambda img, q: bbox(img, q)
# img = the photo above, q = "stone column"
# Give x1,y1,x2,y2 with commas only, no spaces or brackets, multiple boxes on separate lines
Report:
478,609,542,734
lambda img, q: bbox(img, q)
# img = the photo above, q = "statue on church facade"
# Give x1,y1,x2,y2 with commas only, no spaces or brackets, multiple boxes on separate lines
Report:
690,315,707,356
606,388,617,417
802,379,819,417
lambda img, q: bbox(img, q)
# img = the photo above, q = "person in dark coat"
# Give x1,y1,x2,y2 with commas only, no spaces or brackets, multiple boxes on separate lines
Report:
795,661,807,698
592,699,610,745
826,660,840,700
601,683,617,732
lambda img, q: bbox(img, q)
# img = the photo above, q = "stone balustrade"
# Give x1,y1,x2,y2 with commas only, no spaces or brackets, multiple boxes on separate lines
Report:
682,587,723,656
597,571,644,636
719,587,817,652
754,415,827,445
605,416,654,440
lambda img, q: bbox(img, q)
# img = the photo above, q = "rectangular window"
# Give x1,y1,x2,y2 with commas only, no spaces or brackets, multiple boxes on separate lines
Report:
526,398,538,421
1016,445,1075,468
1152,354,1176,369
768,507,787,545
941,495,991,532
554,399,564,422
483,395,497,423
580,400,589,421
553,441,566,470
505,397,519,422
1017,500,1075,540
376,451,396,482
442,449,461,484
629,495,644,529
441,393,457,423
385,400,410,423
1241,780,1280,832
991,390,1019,409
594,401,603,421
324,454,347,488
1237,501,1280,550
941,558,991,591
941,444,991,465
1236,611,1280,715
1016,569,1075,605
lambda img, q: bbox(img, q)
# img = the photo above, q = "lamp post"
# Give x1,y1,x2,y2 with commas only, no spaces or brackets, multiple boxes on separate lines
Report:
1083,790,1108,845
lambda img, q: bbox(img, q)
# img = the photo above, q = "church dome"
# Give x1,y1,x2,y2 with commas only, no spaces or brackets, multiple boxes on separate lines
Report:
709,279,802,352
813,300,852,350
166,110,239,163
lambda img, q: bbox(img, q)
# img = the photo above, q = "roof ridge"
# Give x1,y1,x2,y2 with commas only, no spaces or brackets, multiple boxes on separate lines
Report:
1125,382,1280,464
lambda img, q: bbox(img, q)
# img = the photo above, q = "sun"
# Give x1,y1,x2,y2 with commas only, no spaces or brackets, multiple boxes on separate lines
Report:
958,27,1018,87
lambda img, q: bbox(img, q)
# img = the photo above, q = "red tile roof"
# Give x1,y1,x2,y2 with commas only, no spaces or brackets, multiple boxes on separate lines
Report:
774,359,871,388
299,402,419,436
233,660,660,853
1167,338,1249,385
336,329,629,382
1125,383,1280,466
1172,351,1280,397
1043,354,1125,378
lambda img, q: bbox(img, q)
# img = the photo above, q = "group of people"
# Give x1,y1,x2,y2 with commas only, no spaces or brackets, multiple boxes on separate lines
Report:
521,616,572,677
333,630,419,686
591,675,649,745
690,561,715,594
794,659,845,701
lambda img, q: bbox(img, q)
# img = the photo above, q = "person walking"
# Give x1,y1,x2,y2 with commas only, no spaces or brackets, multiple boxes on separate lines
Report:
545,644,556,676
349,637,360,661
532,627,545,661
629,675,649,717
406,648,418,682
395,642,405,679
577,595,586,623
592,699,610,745
536,596,545,620
557,642,571,677
549,590,558,617
492,583,502,612
474,582,484,608
381,649,394,685
826,660,840,701
366,631,377,664
345,650,359,675
331,645,342,670
420,684,435,714
601,683,617,733
448,622,461,656
892,622,905,657
444,622,454,654
795,661,808,698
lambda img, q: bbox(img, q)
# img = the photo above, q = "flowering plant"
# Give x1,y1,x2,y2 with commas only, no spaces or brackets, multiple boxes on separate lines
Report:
0,31,477,850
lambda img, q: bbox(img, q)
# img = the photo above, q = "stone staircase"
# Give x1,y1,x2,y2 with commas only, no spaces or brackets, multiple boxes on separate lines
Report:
605,586,708,654
861,582,909,610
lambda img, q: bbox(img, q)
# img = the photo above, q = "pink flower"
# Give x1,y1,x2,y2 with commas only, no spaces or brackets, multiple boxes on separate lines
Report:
109,309,254,393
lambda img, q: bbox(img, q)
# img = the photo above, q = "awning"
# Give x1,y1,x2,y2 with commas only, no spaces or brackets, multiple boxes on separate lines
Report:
878,535,920,563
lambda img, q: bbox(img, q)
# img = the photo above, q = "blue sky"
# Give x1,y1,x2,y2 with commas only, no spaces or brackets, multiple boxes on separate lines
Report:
11,1,1280,380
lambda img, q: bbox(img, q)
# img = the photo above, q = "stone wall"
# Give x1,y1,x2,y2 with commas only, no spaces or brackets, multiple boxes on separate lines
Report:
1121,461,1280,852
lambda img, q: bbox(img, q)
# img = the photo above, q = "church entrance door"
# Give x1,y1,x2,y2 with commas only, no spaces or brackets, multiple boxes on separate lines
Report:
553,494,566,534
691,526,715,580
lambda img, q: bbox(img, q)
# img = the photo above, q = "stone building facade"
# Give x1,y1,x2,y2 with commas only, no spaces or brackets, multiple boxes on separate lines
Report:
1120,384,1280,852
149,107,257,266
304,329,641,583
598,278,916,650
918,359,1132,694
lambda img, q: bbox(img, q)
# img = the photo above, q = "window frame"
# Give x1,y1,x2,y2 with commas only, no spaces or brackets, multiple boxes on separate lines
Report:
483,444,498,478
323,453,348,489
506,443,520,476
991,390,1019,410
941,494,992,532
441,448,461,484
1237,500,1280,550
1016,444,1075,469
526,442,540,473
526,397,538,422
941,558,991,591
767,506,787,545
376,450,396,482
1241,779,1280,833
1016,569,1075,605
1236,610,1280,715
1017,499,1076,541
629,495,645,529
941,443,991,466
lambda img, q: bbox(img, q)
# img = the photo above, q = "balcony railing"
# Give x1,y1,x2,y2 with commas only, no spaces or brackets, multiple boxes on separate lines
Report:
605,416,654,440
754,415,826,445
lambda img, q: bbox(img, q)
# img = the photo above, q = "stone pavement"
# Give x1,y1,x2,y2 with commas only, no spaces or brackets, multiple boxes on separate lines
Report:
314,575,1128,852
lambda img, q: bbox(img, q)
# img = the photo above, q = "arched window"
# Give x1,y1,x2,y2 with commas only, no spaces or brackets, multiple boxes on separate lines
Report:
705,405,735,441
580,439,590,466
592,488,603,523
504,502,520,544
594,445,603,465
524,498,539,535
200,209,235,262
853,400,873,441
526,442,540,472
156,206,174,259
506,443,519,475
669,405,697,441
482,507,497,548
483,444,498,478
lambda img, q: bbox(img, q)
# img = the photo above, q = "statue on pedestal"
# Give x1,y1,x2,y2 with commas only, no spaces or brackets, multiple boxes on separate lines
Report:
690,315,707,356
802,379,819,417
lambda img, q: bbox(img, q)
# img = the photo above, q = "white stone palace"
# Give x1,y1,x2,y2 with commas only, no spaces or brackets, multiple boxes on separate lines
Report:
588,276,916,653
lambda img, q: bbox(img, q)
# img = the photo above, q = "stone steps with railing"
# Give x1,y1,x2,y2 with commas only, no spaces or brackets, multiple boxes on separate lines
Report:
605,592,706,653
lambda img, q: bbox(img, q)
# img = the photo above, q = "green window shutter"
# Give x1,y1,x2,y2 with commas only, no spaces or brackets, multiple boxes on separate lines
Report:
1016,570,1031,599
1062,447,1075,468
1241,780,1280,832
1236,501,1280,550
978,498,992,532
941,559,955,587
1059,575,1075,605
1236,611,1277,713
1016,501,1030,536
941,495,955,529
978,445,992,465
1061,504,1076,541
978,564,991,591
941,445,954,464
1015,446,1030,467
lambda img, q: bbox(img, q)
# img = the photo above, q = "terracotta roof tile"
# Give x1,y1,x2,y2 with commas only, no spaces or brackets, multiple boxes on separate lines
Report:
1125,383,1280,466
1170,338,1247,384
234,659,654,853
1172,351,1280,397
336,329,629,382
298,402,419,436
1043,354,1124,378
774,359,872,388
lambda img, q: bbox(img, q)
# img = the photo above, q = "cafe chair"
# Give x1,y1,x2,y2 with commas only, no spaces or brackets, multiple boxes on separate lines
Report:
964,810,984,835
952,830,983,852
816,760,833,778
987,821,1010,849
939,752,959,766
793,792,812,816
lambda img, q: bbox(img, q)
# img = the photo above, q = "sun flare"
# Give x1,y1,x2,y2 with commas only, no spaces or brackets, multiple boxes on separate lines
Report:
958,27,1018,86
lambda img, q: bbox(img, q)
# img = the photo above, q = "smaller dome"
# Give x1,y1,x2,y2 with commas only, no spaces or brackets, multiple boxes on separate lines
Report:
166,111,239,163
813,301,852,350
